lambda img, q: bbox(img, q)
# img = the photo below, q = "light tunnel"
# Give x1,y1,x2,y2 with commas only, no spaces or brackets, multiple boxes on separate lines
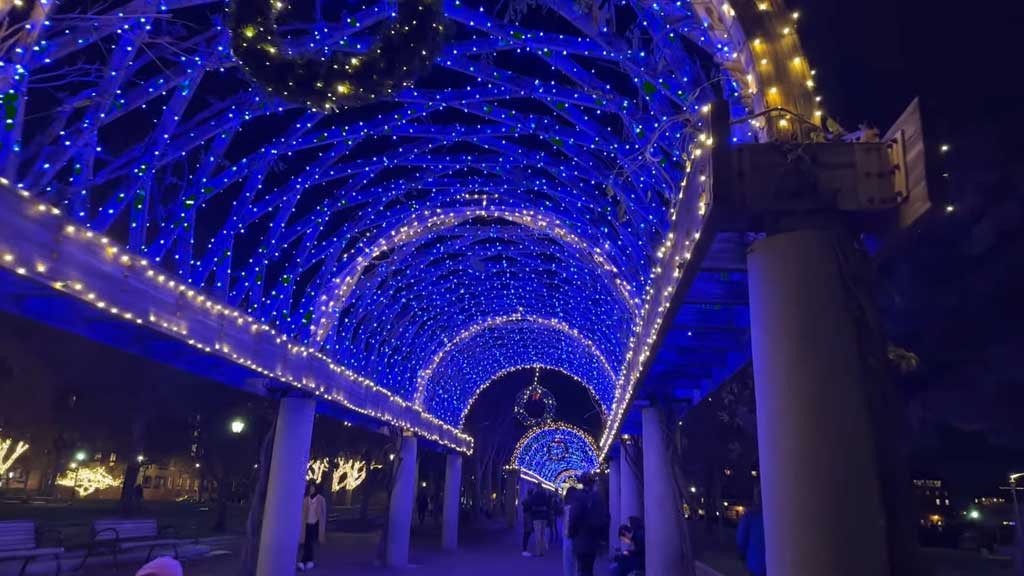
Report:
0,0,817,453
513,423,600,487
419,317,617,427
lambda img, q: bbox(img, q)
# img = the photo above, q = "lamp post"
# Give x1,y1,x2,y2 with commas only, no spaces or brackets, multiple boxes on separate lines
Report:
230,418,246,434
71,452,87,500
1010,473,1023,574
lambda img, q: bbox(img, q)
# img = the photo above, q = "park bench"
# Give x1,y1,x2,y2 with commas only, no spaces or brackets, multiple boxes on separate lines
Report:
76,519,188,570
0,520,64,575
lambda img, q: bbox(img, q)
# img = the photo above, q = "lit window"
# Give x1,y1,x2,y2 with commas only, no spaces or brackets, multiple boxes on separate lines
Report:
935,498,941,506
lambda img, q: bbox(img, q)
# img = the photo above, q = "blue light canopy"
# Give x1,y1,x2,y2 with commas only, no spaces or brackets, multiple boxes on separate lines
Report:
0,0,797,453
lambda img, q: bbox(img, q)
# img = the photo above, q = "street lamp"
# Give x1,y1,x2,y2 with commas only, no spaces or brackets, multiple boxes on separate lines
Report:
230,419,245,434
75,451,87,462
1009,473,1023,573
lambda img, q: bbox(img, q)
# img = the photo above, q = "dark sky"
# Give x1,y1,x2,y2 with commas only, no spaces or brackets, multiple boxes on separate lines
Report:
799,0,1020,148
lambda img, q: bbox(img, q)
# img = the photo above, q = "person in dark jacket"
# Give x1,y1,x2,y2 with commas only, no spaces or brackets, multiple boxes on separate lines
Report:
527,488,551,556
737,487,766,576
522,488,536,556
417,490,429,525
569,473,607,576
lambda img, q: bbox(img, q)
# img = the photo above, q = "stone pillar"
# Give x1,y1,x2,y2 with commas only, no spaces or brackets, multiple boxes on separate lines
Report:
642,406,687,574
442,452,462,550
748,229,890,576
608,451,621,554
386,434,418,567
619,436,643,524
256,396,316,576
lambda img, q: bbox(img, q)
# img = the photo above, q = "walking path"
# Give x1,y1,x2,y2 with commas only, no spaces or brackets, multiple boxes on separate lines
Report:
137,520,610,576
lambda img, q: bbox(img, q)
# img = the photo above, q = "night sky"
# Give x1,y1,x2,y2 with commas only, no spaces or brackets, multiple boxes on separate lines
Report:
799,0,1020,142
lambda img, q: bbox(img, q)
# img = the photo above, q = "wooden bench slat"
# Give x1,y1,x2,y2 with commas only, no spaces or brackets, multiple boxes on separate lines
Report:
0,546,64,559
0,521,36,552
118,539,183,550
94,519,159,541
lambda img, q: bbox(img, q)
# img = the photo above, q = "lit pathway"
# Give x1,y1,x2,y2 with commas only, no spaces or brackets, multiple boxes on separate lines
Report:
152,520,610,576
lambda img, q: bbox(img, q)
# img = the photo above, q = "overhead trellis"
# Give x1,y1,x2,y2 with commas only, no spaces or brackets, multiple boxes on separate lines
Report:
0,0,774,452
512,422,598,485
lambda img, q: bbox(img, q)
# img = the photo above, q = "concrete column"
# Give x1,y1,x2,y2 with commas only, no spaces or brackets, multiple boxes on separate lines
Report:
748,229,890,576
642,406,687,574
256,396,316,576
442,452,462,550
386,434,418,567
608,451,621,555
619,436,643,524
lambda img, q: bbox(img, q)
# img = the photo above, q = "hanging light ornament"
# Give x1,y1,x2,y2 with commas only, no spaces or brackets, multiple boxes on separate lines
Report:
546,438,568,462
514,367,557,427
228,0,446,111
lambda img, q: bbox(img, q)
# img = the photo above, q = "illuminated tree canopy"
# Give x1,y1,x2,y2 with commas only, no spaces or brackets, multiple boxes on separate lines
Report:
512,423,598,485
0,0,804,452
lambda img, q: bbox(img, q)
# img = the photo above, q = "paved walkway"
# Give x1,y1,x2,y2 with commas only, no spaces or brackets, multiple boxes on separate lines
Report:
144,521,610,576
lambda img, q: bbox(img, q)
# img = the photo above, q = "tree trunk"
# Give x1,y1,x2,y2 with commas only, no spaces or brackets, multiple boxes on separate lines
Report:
659,402,697,576
237,418,275,576
471,457,483,520
375,432,400,565
212,480,229,532
119,463,141,514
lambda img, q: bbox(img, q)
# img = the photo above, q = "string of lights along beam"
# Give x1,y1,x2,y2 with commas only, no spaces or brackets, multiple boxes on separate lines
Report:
0,0,820,453
511,422,598,486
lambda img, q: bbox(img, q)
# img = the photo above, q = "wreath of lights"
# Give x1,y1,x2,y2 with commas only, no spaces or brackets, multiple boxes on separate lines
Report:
546,438,568,461
514,368,557,427
511,422,598,485
229,0,446,110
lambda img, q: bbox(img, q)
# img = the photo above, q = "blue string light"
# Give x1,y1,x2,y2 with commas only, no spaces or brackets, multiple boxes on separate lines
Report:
0,0,802,453
512,422,598,485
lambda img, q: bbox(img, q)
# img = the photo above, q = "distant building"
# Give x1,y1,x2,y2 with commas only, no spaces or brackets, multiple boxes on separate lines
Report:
912,479,953,527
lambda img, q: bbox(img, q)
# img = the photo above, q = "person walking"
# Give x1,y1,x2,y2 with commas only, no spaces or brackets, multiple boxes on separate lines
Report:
417,490,429,526
737,489,766,576
549,494,561,545
569,473,607,576
562,486,580,576
522,488,536,557
527,487,551,556
298,481,327,572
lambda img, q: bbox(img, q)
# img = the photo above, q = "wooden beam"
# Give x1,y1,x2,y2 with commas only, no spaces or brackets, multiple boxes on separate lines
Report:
0,182,472,453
